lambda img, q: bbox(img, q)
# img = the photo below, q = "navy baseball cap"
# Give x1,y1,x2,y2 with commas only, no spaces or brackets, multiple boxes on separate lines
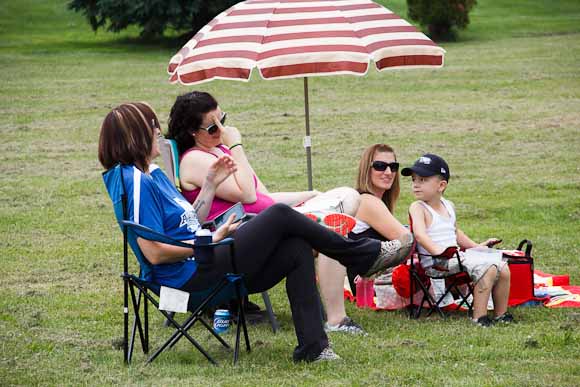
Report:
401,154,450,181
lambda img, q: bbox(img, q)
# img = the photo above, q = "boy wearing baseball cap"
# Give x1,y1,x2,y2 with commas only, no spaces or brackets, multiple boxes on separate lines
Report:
402,154,513,326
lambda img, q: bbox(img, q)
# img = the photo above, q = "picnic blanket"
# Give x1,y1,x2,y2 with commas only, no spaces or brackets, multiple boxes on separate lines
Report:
533,270,580,308
345,269,580,310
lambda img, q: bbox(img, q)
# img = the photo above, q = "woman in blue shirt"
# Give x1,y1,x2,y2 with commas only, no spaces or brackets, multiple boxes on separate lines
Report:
98,102,413,363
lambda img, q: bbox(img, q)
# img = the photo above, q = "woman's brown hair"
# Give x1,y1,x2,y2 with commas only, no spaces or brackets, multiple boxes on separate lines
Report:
98,102,160,172
356,144,400,213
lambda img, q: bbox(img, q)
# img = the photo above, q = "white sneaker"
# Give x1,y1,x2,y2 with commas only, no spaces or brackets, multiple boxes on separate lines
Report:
313,346,341,362
324,317,367,335
364,233,414,277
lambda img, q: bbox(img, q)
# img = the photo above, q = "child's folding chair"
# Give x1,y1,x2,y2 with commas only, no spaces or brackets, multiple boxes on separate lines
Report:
407,215,473,319
408,246,473,318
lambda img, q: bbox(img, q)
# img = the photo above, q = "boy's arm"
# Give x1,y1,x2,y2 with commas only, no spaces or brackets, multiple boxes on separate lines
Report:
456,228,479,250
457,228,501,249
409,202,445,256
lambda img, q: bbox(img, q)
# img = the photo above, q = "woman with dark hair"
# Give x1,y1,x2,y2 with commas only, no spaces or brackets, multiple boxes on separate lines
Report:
319,144,413,335
166,91,361,220
99,103,413,362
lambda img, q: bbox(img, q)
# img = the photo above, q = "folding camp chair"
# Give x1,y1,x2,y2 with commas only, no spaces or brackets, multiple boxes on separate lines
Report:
407,215,473,319
159,137,279,333
408,246,473,318
103,164,251,365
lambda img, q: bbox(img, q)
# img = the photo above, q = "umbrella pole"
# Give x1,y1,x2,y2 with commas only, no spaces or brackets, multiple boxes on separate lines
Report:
303,77,313,191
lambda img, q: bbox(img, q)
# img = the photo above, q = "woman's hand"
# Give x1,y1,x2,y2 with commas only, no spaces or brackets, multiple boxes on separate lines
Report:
212,214,241,242
206,155,237,188
220,126,242,147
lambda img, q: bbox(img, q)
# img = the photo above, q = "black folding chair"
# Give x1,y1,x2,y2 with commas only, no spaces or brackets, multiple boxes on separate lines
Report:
121,221,250,365
103,164,250,365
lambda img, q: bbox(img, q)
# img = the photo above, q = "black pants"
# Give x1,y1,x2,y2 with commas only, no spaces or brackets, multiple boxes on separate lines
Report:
347,227,388,296
182,203,381,361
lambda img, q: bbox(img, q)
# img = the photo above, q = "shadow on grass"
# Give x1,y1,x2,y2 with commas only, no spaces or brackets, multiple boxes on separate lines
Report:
16,34,192,56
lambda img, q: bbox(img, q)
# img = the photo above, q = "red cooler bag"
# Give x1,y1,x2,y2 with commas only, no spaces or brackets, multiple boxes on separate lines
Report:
503,240,536,306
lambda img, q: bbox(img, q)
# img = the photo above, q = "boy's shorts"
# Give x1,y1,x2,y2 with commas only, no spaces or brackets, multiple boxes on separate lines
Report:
426,253,507,287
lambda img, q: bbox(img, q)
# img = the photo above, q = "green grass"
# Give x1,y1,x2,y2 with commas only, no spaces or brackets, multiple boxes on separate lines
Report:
1,0,580,385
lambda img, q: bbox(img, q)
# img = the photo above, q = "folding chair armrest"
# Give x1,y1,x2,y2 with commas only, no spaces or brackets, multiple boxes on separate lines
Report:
438,246,459,259
121,221,234,249
196,237,234,249
121,220,195,249
418,246,459,260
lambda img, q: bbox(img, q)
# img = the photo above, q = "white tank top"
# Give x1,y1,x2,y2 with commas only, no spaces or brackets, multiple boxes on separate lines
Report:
416,198,457,256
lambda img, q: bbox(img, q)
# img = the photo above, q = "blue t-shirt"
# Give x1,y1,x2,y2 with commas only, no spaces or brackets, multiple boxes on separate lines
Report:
121,164,200,288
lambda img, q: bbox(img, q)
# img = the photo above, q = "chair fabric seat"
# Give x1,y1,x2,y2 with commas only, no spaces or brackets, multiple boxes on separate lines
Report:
130,273,247,311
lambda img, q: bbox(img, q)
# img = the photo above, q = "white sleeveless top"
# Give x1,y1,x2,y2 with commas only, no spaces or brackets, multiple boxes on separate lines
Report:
416,198,457,256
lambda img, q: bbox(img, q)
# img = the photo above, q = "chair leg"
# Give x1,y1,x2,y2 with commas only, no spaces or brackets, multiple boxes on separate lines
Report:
261,291,279,333
163,312,175,328
197,317,230,349
147,312,217,365
128,283,148,356
428,290,449,318
409,271,440,318
136,281,223,365
123,276,129,364
408,266,416,319
234,298,242,365
454,283,474,316
164,279,233,350
127,281,149,363
143,288,149,354
234,281,251,364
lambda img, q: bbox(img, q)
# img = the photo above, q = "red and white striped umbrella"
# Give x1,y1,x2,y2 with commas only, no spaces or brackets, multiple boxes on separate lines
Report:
168,0,445,188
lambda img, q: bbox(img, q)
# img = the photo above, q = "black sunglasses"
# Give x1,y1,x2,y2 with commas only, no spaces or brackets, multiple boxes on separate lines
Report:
200,112,227,134
371,161,399,172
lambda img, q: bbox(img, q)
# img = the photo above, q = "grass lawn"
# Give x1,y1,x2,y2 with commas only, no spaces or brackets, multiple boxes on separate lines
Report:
1,0,579,385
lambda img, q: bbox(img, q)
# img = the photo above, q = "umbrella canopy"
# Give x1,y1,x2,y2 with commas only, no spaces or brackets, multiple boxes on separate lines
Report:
168,0,445,189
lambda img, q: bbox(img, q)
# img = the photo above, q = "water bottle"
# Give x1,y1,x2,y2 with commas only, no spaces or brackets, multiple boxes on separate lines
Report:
356,278,375,308
213,309,231,334
195,228,213,263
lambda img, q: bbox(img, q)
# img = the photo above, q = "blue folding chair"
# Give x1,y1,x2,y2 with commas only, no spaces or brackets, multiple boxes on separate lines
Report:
103,164,251,365
159,137,279,333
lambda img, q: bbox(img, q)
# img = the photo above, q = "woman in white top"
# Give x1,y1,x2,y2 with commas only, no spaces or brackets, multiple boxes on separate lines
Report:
319,144,413,334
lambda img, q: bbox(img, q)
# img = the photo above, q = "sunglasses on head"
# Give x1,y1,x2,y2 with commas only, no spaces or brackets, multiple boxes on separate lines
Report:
200,112,227,135
371,161,399,172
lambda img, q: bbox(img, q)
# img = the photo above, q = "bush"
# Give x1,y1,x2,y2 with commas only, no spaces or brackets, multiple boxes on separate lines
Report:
68,0,239,39
406,0,477,41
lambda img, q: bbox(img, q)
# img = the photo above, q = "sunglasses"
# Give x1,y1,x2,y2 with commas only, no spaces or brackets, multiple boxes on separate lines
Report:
371,161,399,172
200,112,227,135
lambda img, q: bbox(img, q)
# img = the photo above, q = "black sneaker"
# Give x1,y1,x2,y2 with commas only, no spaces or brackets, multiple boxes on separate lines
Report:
473,315,493,327
364,233,414,277
494,312,515,324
